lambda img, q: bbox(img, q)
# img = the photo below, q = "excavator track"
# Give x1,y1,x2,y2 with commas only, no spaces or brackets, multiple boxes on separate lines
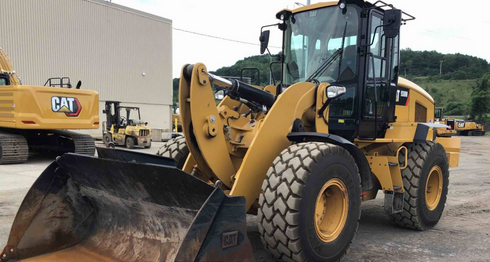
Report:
57,130,96,155
36,130,95,156
0,131,28,164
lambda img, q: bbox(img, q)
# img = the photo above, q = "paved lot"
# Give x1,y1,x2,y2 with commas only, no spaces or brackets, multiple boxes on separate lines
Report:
1,137,489,261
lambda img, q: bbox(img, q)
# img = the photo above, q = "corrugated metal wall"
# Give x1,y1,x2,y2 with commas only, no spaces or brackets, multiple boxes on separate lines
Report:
0,0,172,132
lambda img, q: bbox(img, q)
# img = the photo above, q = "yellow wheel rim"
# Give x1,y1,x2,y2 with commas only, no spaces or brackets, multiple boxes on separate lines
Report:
426,165,443,210
314,178,349,243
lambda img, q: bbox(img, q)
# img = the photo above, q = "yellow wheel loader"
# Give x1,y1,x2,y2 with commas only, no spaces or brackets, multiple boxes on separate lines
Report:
2,1,461,262
0,48,99,164
102,101,152,149
434,107,457,137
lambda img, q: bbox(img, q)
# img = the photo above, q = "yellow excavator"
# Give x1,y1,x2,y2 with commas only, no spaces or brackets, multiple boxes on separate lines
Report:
0,48,99,164
453,119,485,136
434,107,485,136
2,1,461,262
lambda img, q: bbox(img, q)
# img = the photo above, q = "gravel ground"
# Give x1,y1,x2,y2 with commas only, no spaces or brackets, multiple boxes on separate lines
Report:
1,137,489,261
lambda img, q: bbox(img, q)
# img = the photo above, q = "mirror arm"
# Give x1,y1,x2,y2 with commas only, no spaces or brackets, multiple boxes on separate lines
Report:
261,23,281,32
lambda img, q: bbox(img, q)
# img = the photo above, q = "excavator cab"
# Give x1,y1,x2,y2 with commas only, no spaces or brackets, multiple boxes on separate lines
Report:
0,73,10,85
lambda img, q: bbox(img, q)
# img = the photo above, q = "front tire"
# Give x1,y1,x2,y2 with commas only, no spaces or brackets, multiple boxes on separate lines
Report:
258,142,361,262
157,136,189,169
389,141,449,230
125,137,134,149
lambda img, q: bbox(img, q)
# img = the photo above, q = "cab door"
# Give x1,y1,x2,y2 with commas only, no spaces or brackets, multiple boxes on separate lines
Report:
357,9,400,139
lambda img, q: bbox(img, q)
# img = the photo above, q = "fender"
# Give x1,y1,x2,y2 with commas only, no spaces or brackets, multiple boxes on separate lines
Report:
416,122,448,142
287,132,373,191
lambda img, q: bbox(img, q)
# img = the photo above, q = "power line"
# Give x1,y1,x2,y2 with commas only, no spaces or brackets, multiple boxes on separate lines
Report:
423,30,472,41
173,27,281,49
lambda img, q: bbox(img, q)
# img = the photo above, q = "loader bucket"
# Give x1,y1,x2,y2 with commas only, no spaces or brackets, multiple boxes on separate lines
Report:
96,147,175,166
1,153,252,262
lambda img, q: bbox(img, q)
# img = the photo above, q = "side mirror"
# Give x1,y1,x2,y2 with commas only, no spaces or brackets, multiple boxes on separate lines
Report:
259,30,270,54
76,80,82,89
383,9,402,38
215,90,225,100
326,85,346,99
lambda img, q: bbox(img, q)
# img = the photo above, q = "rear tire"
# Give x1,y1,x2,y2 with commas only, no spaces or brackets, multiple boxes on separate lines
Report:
157,136,189,169
389,141,449,230
125,137,134,149
258,142,361,262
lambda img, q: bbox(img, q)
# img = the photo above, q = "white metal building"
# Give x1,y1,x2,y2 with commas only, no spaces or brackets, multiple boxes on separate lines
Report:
0,0,173,137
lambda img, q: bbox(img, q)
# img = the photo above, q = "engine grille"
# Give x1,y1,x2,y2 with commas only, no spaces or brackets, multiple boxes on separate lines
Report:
139,129,150,137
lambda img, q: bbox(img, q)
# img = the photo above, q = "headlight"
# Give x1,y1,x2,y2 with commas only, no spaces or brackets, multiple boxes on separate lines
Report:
326,85,347,99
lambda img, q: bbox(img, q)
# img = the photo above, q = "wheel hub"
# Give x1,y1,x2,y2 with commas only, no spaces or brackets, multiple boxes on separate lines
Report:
314,178,349,243
426,165,443,210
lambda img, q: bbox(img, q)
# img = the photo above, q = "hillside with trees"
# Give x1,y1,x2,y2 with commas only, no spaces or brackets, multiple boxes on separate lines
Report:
172,49,490,120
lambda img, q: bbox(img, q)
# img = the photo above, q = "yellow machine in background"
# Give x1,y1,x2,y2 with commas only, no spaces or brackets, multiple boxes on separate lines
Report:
172,105,182,132
434,107,485,136
102,101,152,148
0,48,99,164
2,1,461,262
434,107,457,137
454,119,485,136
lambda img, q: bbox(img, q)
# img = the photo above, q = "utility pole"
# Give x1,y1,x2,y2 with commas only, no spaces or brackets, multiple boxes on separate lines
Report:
439,60,443,77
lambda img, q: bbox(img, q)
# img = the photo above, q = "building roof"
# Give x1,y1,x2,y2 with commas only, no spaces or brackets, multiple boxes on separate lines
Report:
87,0,172,24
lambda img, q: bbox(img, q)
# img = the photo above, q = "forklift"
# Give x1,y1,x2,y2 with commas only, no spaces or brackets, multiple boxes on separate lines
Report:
102,101,152,149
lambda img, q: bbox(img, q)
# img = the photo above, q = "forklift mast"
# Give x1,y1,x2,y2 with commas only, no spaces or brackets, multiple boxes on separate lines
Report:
104,101,121,131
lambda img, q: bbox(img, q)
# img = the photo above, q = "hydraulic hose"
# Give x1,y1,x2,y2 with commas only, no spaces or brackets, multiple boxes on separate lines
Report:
183,64,275,109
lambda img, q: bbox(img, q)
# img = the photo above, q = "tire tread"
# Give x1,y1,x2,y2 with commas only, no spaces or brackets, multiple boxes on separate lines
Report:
258,142,361,262
389,141,449,230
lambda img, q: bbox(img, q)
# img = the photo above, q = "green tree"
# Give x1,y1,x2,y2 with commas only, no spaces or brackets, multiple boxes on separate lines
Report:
470,74,490,122
172,78,180,106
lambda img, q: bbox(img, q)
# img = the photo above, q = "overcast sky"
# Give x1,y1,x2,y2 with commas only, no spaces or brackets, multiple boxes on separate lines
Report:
112,0,490,78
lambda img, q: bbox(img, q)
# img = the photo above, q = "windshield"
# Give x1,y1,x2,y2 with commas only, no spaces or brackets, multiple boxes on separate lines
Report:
283,5,359,85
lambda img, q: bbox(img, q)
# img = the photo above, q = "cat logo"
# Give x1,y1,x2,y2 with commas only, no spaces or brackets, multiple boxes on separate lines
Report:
51,96,82,117
221,231,238,249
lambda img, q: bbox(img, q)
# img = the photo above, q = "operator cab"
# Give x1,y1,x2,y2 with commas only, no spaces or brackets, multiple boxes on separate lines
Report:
434,107,443,121
103,101,146,132
0,73,10,85
261,0,414,141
